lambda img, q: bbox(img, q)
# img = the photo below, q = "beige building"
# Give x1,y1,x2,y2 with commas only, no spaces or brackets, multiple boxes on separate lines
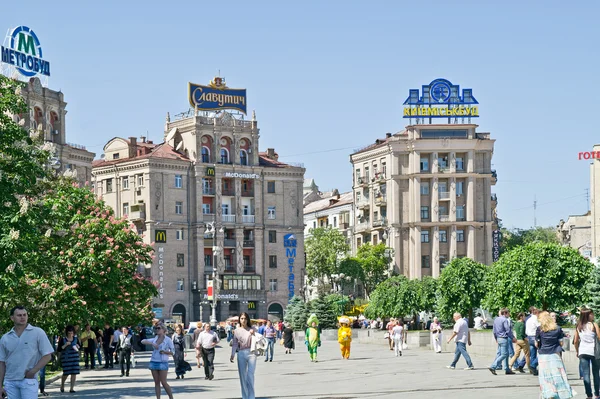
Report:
590,144,600,260
557,212,592,258
92,110,305,324
350,124,497,279
16,77,94,182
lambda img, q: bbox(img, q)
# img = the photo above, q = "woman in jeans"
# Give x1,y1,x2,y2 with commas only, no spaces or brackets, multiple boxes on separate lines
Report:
230,312,257,399
141,323,175,399
574,307,600,399
263,320,276,362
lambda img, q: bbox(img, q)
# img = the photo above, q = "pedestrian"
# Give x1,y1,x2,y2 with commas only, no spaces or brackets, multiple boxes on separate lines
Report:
392,319,404,357
192,322,203,369
138,325,147,352
573,307,600,399
0,305,53,399
80,323,97,370
283,323,295,354
488,308,516,375
95,328,104,366
305,314,321,362
58,325,81,393
230,312,257,399
446,312,474,370
263,320,276,362
338,316,352,360
117,326,134,377
257,321,265,336
536,311,574,398
226,321,234,343
526,307,540,376
277,321,283,340
474,313,486,330
386,318,395,351
172,325,188,379
113,326,122,365
430,317,443,353
141,323,175,399
102,322,115,369
197,322,219,380
509,312,530,373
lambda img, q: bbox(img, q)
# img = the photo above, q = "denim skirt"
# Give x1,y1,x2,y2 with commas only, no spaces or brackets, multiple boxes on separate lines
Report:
149,361,169,371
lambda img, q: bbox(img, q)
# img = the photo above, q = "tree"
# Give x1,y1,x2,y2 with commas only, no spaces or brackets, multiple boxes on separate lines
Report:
305,227,349,283
500,226,558,253
365,276,421,320
436,258,488,324
419,276,438,314
284,296,309,331
355,243,390,297
589,266,600,316
484,242,593,315
309,295,338,329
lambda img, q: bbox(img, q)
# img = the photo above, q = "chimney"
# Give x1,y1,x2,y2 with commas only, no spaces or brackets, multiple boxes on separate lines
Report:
129,137,137,158
375,139,381,144
267,148,277,161
386,132,392,138
140,135,146,143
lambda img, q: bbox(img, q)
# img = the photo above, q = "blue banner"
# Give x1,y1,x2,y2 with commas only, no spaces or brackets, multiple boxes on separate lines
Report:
188,79,247,114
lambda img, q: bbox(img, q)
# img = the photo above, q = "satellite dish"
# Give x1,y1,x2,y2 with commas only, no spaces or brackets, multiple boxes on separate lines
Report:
165,127,178,143
175,141,183,151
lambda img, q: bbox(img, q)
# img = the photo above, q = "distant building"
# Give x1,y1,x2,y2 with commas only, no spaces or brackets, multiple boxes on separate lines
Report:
557,212,592,258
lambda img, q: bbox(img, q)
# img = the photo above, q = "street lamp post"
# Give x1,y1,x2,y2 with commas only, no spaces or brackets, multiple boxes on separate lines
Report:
205,222,223,327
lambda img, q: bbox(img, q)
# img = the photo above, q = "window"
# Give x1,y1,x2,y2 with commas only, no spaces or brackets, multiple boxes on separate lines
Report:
355,169,361,184
440,230,448,243
457,229,465,242
420,157,429,172
106,179,113,193
439,205,448,217
440,255,449,269
202,204,211,214
204,254,212,267
365,166,370,180
456,157,464,171
122,202,129,216
176,229,184,240
122,176,129,190
268,230,276,243
313,221,316,229
243,255,251,267
421,206,429,220
381,162,387,177
269,255,277,268
240,150,248,165
243,205,250,215
201,146,210,163
420,182,429,195
222,275,261,290
112,153,120,160
222,204,230,215
333,216,337,228
438,156,448,169
421,255,431,268
356,191,361,202
456,181,464,196
421,230,430,243
220,148,229,164
357,237,362,247
269,279,277,291
267,181,275,193
176,279,184,292
456,205,465,220
177,253,184,267
175,201,183,214
137,174,144,187
267,207,276,220
175,174,182,188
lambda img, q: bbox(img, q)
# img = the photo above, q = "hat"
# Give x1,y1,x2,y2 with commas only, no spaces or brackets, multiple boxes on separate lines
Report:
307,313,319,326
339,316,350,325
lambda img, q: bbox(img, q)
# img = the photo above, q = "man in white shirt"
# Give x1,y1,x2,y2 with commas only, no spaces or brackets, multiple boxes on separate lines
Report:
473,313,486,330
446,312,474,370
525,307,540,375
196,323,220,380
0,306,54,399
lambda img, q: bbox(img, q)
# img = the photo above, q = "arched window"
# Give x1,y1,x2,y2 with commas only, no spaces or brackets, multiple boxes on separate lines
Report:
220,148,230,164
240,149,248,166
201,146,210,163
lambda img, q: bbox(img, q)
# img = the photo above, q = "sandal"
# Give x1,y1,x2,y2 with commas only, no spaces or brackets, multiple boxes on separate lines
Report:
41,392,49,396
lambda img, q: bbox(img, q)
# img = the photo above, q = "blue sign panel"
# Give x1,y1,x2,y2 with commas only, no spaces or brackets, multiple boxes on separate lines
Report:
284,233,297,302
1,26,51,77
403,78,478,118
153,308,163,318
188,77,247,114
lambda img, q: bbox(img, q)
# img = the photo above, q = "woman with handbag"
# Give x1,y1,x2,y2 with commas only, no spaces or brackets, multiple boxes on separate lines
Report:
430,317,443,353
574,307,600,399
230,312,257,399
59,325,80,393
283,323,295,354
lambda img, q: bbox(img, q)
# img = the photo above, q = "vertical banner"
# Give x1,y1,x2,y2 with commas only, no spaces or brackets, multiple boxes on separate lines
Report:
492,230,501,262
207,280,213,301
284,234,297,302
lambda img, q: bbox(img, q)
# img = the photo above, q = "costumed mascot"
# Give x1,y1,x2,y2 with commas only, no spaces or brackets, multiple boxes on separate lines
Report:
338,316,352,360
304,313,321,362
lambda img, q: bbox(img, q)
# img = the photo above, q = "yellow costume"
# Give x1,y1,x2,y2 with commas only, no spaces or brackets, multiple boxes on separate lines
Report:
338,316,352,359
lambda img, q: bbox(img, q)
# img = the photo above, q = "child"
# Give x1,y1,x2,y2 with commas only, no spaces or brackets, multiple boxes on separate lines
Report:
304,314,321,362
338,316,352,359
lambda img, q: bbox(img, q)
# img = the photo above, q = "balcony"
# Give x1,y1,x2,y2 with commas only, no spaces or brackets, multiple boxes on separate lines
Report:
438,167,450,173
491,193,497,202
222,188,235,196
356,176,369,187
439,215,450,222
204,238,214,247
439,191,450,200
374,172,386,183
202,213,215,222
224,239,236,247
355,222,370,232
357,199,370,210
375,195,386,206
243,265,255,273
129,204,146,222
202,187,215,195
339,222,349,230
243,240,254,247
372,217,387,228
222,214,236,223
241,189,254,197
224,265,236,273
242,215,255,223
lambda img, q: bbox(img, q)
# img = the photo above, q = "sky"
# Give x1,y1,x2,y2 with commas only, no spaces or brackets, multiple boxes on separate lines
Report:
1,1,598,229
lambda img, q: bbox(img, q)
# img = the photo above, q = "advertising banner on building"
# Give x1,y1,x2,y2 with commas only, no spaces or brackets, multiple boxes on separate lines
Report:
284,233,297,302
1,26,51,78
403,78,478,119
492,229,501,262
189,77,246,114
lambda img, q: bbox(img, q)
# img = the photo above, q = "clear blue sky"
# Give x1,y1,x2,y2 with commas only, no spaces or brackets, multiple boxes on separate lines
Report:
2,1,598,229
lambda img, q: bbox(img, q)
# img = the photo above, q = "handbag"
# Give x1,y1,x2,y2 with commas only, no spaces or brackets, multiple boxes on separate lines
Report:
383,332,390,339
594,337,600,360
131,354,137,368
402,342,408,350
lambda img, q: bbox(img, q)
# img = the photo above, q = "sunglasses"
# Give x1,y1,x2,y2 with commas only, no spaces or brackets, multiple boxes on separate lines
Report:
153,326,162,331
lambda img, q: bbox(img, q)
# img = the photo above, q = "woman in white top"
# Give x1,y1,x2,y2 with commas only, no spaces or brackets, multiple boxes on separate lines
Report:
141,323,175,399
392,320,404,357
430,317,443,353
574,308,600,399
230,312,256,399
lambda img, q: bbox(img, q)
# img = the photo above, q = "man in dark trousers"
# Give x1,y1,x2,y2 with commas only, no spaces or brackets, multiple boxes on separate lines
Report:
195,323,220,380
102,322,115,369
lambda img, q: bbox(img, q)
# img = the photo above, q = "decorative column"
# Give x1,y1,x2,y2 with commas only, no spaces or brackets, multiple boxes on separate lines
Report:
432,226,440,277
467,226,476,258
467,177,475,221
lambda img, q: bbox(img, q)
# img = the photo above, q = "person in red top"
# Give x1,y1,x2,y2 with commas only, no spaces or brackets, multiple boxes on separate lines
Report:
386,318,396,351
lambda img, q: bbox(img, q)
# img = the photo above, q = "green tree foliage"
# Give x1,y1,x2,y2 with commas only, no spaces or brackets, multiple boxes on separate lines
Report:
589,266,600,316
309,295,338,329
484,242,593,315
365,276,421,320
500,226,558,253
355,243,390,297
419,276,438,313
338,257,363,287
283,296,309,331
305,227,349,282
437,258,488,324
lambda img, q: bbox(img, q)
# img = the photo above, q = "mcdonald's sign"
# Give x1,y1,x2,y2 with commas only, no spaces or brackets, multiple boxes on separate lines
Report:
155,229,167,243
247,301,256,310
206,167,215,177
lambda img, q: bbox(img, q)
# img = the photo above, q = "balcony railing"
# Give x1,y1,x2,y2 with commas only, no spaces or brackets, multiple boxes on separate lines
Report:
439,191,450,200
355,222,370,232
242,215,255,223
339,222,349,230
243,265,255,273
203,213,215,222
356,176,369,186
243,240,254,247
222,188,235,196
129,210,146,222
439,215,450,222
222,214,236,223
224,239,236,247
372,217,387,227
375,196,386,205
241,190,254,197
202,187,215,195
357,199,370,209
224,266,236,273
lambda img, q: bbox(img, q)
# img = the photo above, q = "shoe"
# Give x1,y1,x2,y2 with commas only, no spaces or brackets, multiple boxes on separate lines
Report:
102,366,108,369
120,373,124,377
176,376,180,380
60,387,64,393
506,369,516,375
264,359,268,362
488,367,497,375
446,366,455,370
464,366,475,370
126,373,129,377
209,374,214,380
181,375,184,379
69,390,76,393
398,352,402,356
269,359,272,362
533,370,539,376
517,367,525,373
205,376,209,380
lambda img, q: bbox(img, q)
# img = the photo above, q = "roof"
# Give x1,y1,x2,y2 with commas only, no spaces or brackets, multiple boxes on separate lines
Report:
92,142,189,167
303,191,353,214
258,153,294,168
352,133,400,156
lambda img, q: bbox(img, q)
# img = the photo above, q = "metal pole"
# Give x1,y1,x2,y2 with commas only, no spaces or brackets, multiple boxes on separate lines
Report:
210,246,217,327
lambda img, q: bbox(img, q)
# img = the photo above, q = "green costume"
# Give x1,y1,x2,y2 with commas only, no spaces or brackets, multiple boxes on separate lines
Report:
305,314,321,362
